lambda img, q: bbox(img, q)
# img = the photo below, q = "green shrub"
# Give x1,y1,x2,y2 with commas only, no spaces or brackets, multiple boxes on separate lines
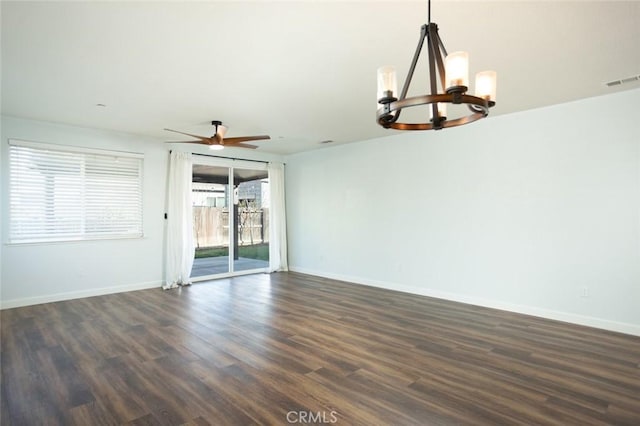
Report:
195,243,269,261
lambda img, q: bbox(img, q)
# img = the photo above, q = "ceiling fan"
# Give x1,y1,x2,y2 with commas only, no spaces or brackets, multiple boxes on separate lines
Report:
165,120,270,150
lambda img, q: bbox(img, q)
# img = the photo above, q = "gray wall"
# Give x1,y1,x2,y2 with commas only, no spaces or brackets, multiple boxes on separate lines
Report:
285,89,640,335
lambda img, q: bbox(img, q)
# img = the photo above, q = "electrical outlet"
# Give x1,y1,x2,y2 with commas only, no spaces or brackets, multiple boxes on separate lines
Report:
581,287,589,298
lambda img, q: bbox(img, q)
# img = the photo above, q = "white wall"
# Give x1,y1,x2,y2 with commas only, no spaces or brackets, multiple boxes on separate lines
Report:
0,116,286,308
285,89,640,335
0,116,168,307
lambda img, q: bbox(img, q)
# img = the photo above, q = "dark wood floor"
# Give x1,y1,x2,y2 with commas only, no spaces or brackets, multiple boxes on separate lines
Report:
2,272,639,425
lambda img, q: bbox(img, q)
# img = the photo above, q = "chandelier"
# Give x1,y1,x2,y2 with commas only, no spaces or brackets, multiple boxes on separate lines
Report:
376,0,496,131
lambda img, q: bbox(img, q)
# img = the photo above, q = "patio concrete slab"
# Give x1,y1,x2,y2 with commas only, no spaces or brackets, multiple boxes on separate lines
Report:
191,256,268,277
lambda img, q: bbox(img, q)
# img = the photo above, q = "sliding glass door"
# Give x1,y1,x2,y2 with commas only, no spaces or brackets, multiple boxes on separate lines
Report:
191,164,230,277
233,168,270,272
190,159,269,280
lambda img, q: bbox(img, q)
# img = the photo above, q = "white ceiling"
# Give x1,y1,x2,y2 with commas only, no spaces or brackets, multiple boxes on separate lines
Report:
2,1,639,156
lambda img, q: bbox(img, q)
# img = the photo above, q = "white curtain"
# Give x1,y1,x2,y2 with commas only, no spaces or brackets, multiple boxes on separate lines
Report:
268,162,288,272
164,151,195,289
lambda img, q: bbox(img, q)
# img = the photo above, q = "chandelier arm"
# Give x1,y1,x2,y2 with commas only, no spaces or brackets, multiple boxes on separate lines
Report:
468,104,483,114
376,106,401,126
399,24,428,102
429,25,448,91
468,101,495,115
426,24,442,128
435,25,448,57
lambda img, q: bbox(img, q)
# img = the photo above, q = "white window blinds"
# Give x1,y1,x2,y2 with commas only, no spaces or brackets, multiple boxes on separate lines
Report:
8,140,143,243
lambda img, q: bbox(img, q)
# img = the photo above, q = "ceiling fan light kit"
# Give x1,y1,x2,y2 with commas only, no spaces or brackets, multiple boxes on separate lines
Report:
376,0,496,131
211,120,228,140
209,121,227,149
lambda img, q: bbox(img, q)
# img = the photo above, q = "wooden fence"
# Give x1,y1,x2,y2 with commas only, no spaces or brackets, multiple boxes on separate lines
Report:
193,206,269,248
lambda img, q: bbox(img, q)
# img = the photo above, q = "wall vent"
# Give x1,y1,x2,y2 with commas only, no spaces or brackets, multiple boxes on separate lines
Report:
606,74,640,87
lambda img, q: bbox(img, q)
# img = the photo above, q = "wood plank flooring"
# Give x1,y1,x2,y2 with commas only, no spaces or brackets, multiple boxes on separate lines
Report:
2,271,640,425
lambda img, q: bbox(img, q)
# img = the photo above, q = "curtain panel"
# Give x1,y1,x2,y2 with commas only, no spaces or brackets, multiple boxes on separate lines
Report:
164,151,195,289
268,162,288,272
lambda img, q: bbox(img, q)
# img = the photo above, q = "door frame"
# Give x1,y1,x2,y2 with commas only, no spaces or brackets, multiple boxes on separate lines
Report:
191,156,269,282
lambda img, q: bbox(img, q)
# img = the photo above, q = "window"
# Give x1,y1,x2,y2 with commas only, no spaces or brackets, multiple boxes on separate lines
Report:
8,139,143,243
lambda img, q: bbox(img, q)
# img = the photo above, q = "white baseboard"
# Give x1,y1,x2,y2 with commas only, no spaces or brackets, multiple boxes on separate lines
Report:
0,280,163,310
289,266,640,337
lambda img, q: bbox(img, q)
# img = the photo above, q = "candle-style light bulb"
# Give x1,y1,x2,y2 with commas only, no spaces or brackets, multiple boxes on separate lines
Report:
377,66,398,102
445,51,469,91
475,70,497,102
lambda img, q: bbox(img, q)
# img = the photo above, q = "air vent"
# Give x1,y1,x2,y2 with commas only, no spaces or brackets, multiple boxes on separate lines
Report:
606,74,640,87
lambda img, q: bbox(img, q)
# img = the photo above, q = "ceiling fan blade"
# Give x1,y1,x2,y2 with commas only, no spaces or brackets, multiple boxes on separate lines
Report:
164,128,213,143
165,140,209,144
223,135,271,144
229,143,258,149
